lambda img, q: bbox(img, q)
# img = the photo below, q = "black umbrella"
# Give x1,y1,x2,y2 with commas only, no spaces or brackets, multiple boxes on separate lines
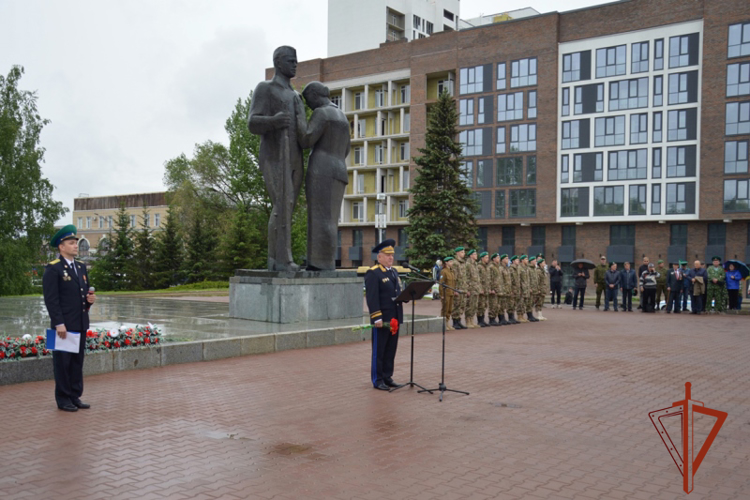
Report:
724,259,749,279
571,258,596,270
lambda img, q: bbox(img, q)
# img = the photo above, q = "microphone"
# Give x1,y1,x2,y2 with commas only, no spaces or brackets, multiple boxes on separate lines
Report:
88,286,95,294
86,286,95,311
406,264,422,273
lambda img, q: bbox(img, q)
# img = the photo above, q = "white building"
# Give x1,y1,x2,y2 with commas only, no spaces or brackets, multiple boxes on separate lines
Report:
327,0,460,57
458,8,540,30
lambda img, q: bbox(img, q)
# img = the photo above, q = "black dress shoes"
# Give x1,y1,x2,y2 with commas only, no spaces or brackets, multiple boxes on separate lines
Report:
58,404,78,412
384,379,400,388
72,400,91,409
375,383,390,391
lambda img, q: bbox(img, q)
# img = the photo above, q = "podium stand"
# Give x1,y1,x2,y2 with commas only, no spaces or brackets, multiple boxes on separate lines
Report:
389,280,434,393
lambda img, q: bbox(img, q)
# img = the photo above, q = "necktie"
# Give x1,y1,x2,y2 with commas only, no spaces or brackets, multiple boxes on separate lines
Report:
69,260,77,277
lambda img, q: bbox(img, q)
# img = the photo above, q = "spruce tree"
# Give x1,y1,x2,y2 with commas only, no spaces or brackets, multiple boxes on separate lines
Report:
405,91,478,269
183,210,218,283
219,204,262,277
132,207,156,290
90,204,135,290
153,205,184,288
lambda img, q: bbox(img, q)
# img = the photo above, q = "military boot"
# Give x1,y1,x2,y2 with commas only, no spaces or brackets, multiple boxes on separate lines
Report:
466,317,479,329
500,314,510,325
538,307,547,321
445,316,454,330
453,318,466,330
489,316,501,326
527,311,539,322
518,312,529,323
478,315,489,327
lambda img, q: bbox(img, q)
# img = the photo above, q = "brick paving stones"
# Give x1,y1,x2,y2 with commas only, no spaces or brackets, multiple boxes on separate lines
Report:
0,307,748,499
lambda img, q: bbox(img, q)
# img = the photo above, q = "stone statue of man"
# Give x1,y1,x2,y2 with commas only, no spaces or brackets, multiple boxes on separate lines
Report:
247,46,305,272
297,82,351,271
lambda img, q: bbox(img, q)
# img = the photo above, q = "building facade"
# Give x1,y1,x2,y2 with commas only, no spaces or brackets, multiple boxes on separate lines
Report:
294,0,750,270
327,0,460,57
71,192,168,258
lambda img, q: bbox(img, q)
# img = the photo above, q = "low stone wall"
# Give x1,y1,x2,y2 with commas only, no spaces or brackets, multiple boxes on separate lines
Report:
0,317,443,386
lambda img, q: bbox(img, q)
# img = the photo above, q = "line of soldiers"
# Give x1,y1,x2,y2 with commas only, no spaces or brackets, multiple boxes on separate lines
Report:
438,247,551,330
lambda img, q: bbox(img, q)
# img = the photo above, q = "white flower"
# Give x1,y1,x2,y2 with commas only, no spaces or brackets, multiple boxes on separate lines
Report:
108,330,118,337
22,334,32,341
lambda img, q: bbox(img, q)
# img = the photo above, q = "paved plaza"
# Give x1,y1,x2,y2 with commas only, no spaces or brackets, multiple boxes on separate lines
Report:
1,304,748,499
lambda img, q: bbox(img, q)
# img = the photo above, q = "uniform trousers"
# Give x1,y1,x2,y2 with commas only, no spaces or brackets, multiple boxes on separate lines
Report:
371,326,399,387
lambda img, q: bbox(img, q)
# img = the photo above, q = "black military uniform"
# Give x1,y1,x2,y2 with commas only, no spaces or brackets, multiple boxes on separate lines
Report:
42,225,91,411
365,239,403,390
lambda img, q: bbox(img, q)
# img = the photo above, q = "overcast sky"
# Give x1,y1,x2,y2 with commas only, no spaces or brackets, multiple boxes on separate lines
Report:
1,0,605,224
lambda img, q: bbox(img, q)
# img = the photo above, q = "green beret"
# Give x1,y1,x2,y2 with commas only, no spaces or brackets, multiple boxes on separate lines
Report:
536,253,544,259
444,256,454,262
467,249,476,256
520,254,528,260
657,259,664,264
712,256,721,262
609,261,616,266
490,253,499,259
454,246,464,253
510,255,518,261
538,258,545,264
528,256,536,263
679,260,688,265
500,254,509,260
49,224,79,248
479,251,488,258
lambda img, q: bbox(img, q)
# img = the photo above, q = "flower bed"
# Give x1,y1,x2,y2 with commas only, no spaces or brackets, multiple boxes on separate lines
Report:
0,325,162,361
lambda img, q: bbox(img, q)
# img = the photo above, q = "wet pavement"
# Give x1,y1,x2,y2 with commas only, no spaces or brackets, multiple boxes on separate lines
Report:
1,306,748,499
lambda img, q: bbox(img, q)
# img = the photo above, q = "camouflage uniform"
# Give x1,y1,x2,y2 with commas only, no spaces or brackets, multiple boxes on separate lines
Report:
511,263,523,318
594,263,607,308
451,256,466,322
488,260,501,319
519,262,531,315
477,260,490,319
536,265,547,309
706,264,727,312
465,258,481,319
499,261,512,318
655,264,668,307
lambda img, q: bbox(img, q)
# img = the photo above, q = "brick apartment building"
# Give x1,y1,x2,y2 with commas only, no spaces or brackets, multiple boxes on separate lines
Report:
282,0,750,278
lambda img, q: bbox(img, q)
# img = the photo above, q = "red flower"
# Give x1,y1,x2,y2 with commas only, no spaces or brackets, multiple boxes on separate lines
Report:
153,338,159,344
114,341,120,348
20,346,27,357
43,349,49,355
31,347,38,355
390,318,399,335
0,352,5,359
138,332,143,337
144,337,150,344
104,341,110,348
125,338,132,346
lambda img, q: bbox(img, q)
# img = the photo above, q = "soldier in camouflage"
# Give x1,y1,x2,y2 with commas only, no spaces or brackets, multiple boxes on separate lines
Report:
464,249,481,329
510,255,526,323
536,257,549,321
450,247,468,329
476,251,491,327
521,255,539,323
706,256,727,313
498,254,514,325
487,253,501,326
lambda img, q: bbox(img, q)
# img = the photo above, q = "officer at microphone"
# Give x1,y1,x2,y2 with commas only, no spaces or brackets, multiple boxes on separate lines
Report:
42,225,96,412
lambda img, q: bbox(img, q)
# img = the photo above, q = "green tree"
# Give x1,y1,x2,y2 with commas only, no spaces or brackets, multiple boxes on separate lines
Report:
219,204,262,276
90,204,135,291
0,66,67,295
182,209,219,283
132,207,156,290
405,91,478,269
153,205,184,288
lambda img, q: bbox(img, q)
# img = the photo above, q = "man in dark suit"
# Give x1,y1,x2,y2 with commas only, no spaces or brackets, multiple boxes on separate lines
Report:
365,239,403,391
42,225,96,412
666,261,684,313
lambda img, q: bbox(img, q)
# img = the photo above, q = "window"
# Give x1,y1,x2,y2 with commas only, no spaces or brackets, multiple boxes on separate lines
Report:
353,229,363,247
631,42,649,73
527,156,537,185
459,99,474,125
594,186,624,216
459,129,483,156
144,214,150,227
331,95,341,108
561,188,589,217
403,112,410,132
629,184,647,215
444,9,455,21
374,144,384,164
669,33,699,68
496,157,523,186
437,79,452,97
610,225,635,246
352,202,363,222
652,184,661,215
510,124,536,152
668,71,698,104
532,226,546,246
728,22,750,58
726,101,750,135
478,227,488,249
497,62,506,90
653,112,663,142
574,83,604,114
460,161,473,187
459,66,484,94
563,51,590,82
496,127,506,154
495,190,506,218
670,224,688,245
353,147,363,165
497,92,524,121
573,153,603,182
402,168,410,190
725,140,749,174
398,228,408,247
154,213,160,227
668,108,697,141
354,92,363,110
398,199,409,218
654,76,663,106
708,223,727,246
413,15,421,30
562,119,590,149
510,58,537,88
476,159,492,188
98,216,104,229
561,155,569,183
728,62,750,97
654,39,664,71
400,85,410,104
630,113,648,145
502,226,515,246
562,226,576,246
528,91,537,119
666,146,696,177
375,89,385,107
666,182,694,214
477,97,490,124
107,215,112,228
595,45,626,78
509,189,536,217
653,148,662,178
594,116,625,146
400,142,410,162
561,87,570,116
609,78,649,110
608,149,648,180
355,173,365,194
357,119,366,138
724,179,750,212
86,216,91,229
425,21,433,35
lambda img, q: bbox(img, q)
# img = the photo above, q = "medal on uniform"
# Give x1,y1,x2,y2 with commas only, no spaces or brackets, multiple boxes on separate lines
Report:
63,270,71,281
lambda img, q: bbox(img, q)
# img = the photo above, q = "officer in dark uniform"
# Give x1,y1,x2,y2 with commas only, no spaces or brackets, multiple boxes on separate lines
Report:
42,224,96,412
365,239,403,391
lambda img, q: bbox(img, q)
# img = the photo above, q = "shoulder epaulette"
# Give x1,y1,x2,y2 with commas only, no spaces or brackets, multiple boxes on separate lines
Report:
49,259,60,265
369,265,379,270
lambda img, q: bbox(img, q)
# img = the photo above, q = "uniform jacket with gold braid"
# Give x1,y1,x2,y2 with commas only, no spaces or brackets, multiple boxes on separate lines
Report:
42,257,91,332
365,264,404,326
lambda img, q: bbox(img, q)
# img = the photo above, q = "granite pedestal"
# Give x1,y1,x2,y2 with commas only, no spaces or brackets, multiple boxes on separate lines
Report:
229,270,362,324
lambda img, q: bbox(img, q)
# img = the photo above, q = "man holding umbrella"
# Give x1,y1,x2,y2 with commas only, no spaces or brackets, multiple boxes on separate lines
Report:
571,258,593,310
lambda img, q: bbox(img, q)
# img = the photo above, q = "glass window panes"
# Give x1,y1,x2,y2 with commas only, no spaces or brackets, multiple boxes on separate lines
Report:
496,127,506,154
654,75,663,106
630,113,648,145
495,190,506,218
528,91,537,119
654,39,664,70
527,156,537,185
609,78,649,111
573,153,603,182
610,225,635,245
725,140,749,174
563,52,582,82
668,109,695,141
728,22,750,58
724,179,750,212
653,112,663,143
502,226,516,246
496,157,523,186
670,224,688,245
459,66,484,95
476,160,489,188
726,102,750,135
595,116,625,146
561,155,569,183
668,72,694,104
497,62,506,90
510,58,537,88
608,149,648,180
509,189,536,217
596,45,626,78
727,62,750,97
629,184,647,215
510,124,536,152
497,92,524,121
477,98,487,124
574,83,604,114
562,225,576,246
666,183,687,214
562,88,570,116
460,161,473,187
653,148,662,179
594,185,624,216
631,41,649,73
459,99,474,125
667,146,694,177
652,184,661,215
561,188,580,217
459,129,483,156
669,34,697,68
708,223,727,245
562,120,581,149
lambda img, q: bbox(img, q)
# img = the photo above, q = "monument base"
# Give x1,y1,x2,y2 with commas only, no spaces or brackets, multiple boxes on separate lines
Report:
229,270,363,324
